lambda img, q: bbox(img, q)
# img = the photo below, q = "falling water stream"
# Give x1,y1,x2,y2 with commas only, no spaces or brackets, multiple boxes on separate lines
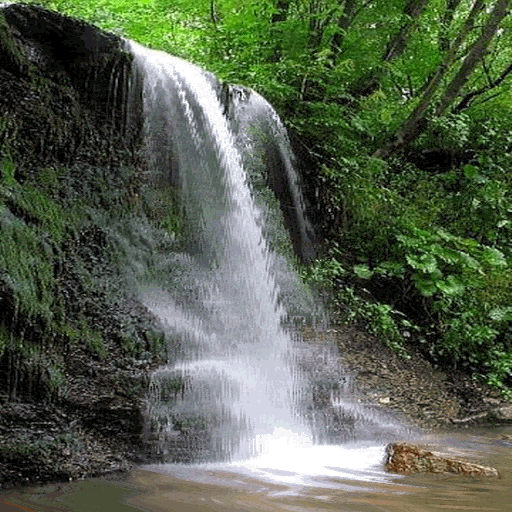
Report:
2,38,512,512
124,40,410,471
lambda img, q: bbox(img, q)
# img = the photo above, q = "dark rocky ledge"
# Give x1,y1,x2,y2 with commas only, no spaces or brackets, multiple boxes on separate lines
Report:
0,3,144,175
0,3,159,487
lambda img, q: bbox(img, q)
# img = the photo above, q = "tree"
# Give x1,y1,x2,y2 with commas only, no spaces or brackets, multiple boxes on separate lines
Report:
439,0,463,52
382,0,430,62
351,0,430,96
329,0,358,59
375,0,511,158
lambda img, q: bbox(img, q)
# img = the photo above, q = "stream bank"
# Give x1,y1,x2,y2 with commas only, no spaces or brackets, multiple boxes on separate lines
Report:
2,322,511,489
319,325,512,429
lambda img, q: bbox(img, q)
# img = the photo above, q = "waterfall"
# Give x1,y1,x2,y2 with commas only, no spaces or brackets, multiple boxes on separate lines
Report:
126,41,406,465
126,40,309,461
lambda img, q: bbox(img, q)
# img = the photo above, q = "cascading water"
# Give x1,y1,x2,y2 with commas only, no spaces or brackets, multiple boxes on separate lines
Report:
126,40,410,478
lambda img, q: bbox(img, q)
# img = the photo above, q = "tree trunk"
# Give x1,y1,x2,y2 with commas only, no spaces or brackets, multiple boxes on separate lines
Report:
270,0,291,62
352,0,430,97
439,0,463,52
374,0,494,158
436,0,511,117
330,0,357,56
454,61,512,112
383,0,430,62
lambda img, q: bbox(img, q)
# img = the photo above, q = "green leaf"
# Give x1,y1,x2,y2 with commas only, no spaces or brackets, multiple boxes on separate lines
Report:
463,164,485,183
481,247,507,267
489,307,512,322
375,261,405,276
396,234,420,248
353,264,373,279
435,228,455,242
430,245,460,264
406,253,437,273
457,251,481,270
436,275,465,296
413,275,437,297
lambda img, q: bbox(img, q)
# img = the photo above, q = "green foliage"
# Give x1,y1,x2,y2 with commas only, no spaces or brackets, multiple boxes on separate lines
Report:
0,190,61,322
37,0,209,61
299,250,346,289
0,154,170,384
301,252,410,358
310,147,512,389
334,286,411,359
140,180,184,240
64,320,107,360
395,226,504,298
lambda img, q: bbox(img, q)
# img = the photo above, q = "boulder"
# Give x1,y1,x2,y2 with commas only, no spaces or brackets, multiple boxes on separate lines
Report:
385,442,499,477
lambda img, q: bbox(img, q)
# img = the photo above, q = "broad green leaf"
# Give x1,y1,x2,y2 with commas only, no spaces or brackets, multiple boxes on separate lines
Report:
458,251,481,270
436,275,465,296
463,164,482,182
413,275,437,297
353,264,373,279
406,253,437,273
396,234,418,247
489,307,512,322
436,228,454,242
431,245,460,264
376,261,405,275
482,247,507,267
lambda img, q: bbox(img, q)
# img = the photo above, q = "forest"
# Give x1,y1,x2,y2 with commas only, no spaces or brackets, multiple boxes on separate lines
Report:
10,0,512,393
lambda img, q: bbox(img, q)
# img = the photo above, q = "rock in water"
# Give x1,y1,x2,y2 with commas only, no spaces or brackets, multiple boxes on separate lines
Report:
385,442,499,477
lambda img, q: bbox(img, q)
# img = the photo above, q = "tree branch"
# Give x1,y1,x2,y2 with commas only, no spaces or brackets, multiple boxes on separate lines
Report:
454,60,512,113
435,0,511,117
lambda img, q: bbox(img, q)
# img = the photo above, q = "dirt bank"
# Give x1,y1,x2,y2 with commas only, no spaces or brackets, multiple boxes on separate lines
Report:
308,325,512,429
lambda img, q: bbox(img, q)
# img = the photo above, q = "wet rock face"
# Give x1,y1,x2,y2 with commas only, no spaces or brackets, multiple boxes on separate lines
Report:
0,3,314,262
385,442,499,477
0,3,144,175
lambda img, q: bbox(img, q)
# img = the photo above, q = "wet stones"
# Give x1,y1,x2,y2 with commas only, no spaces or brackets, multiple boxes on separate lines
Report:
385,442,500,477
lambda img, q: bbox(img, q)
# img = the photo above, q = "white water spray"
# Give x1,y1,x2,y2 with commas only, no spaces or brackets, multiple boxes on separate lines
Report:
128,41,308,459
127,40,408,471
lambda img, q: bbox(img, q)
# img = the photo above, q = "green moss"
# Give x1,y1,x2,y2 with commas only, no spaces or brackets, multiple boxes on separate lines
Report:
0,155,16,185
145,329,165,355
142,179,184,239
47,361,67,396
0,205,57,321
0,160,70,323
0,324,11,358
64,321,107,360
0,11,28,75
0,431,84,465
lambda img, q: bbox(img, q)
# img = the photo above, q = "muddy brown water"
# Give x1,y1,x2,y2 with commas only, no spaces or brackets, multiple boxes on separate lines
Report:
1,427,511,512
